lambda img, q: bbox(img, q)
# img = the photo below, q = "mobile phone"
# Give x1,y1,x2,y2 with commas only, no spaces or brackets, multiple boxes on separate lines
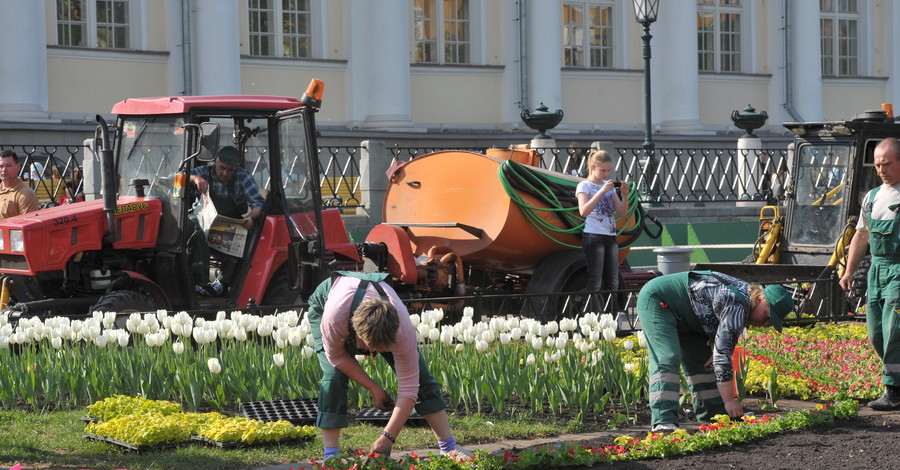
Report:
613,181,622,188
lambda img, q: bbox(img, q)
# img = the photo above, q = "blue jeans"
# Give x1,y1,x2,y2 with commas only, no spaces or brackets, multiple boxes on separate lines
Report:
582,233,619,292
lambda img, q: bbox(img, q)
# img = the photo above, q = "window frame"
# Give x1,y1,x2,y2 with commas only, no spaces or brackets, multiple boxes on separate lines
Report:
56,0,140,50
248,0,315,59
819,0,862,77
413,0,472,65
562,0,616,69
696,0,745,73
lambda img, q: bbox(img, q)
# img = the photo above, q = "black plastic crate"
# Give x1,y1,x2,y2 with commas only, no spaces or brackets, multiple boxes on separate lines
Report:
354,407,427,427
240,398,318,426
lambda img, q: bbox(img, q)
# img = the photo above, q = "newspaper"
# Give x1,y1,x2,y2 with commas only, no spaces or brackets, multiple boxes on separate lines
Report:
197,194,247,257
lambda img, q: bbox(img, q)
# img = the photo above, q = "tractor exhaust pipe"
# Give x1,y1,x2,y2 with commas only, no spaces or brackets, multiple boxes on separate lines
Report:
95,115,117,244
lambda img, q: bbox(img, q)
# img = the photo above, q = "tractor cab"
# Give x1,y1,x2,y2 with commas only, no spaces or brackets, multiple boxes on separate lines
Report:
0,79,348,318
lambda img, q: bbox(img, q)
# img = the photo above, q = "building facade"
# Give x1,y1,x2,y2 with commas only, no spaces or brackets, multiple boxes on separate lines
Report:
0,0,898,148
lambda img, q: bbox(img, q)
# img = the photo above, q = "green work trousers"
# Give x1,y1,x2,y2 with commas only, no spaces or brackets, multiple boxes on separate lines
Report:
307,273,446,428
637,273,726,425
866,256,900,388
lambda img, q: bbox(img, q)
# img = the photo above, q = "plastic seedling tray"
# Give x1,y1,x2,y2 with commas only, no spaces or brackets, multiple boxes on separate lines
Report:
354,407,427,427
191,435,312,449
82,433,183,452
240,398,318,426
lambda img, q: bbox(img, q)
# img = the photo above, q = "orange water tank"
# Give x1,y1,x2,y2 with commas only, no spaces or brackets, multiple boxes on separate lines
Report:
379,150,634,275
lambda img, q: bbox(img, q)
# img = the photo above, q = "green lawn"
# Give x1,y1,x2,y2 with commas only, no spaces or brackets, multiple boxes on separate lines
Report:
0,409,609,470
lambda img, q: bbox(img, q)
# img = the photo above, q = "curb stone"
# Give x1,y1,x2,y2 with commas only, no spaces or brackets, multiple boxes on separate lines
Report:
249,399,827,470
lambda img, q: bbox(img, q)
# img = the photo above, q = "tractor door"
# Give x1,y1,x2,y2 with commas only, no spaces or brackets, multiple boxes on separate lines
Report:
270,107,327,296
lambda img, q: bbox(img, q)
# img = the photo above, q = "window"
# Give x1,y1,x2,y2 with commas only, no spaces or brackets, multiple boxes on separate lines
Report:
414,0,470,64
820,0,858,76
697,0,742,72
563,1,613,68
249,0,311,58
56,0,131,49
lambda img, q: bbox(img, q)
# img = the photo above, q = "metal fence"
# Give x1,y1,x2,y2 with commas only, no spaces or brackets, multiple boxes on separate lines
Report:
1,143,791,210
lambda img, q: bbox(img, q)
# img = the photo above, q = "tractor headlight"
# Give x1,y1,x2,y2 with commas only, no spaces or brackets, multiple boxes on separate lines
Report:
10,230,23,253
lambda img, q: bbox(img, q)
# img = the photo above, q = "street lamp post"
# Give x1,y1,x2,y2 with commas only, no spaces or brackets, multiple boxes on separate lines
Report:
633,0,660,202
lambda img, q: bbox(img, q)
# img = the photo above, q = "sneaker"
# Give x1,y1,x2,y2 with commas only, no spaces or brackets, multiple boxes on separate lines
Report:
441,445,474,461
868,388,900,411
651,423,681,433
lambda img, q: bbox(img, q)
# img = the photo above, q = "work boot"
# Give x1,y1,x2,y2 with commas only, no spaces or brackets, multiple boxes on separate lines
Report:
867,388,900,411
204,279,226,297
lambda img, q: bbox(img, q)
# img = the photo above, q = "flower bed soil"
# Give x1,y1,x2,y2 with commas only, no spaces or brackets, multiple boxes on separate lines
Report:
583,407,900,469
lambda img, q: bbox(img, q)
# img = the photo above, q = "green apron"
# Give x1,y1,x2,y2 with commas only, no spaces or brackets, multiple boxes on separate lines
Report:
864,187,900,387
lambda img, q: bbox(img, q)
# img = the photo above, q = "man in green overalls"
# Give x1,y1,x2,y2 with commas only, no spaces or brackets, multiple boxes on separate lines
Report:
637,270,793,432
189,146,266,296
840,137,900,410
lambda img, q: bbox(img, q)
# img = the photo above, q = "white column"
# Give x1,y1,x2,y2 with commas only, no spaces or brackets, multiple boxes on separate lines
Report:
765,0,791,128
654,1,702,133
885,1,900,108
525,0,562,113
166,0,188,96
0,0,49,121
500,0,525,128
347,0,412,129
192,0,241,95
788,0,823,121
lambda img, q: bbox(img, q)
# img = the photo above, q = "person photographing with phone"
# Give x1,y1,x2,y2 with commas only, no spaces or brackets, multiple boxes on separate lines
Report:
307,271,472,461
576,150,630,306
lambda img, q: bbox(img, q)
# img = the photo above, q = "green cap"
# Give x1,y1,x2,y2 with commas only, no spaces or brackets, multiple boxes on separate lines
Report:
217,146,241,167
763,285,793,332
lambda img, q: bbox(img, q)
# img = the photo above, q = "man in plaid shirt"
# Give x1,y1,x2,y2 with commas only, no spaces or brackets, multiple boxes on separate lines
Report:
189,146,266,296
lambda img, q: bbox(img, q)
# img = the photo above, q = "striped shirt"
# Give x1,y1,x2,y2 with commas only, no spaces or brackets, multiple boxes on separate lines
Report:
191,165,265,214
687,272,751,382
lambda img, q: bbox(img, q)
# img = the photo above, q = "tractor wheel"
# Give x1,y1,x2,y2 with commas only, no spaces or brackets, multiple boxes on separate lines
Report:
522,251,587,323
89,290,159,329
847,255,870,315
261,264,304,307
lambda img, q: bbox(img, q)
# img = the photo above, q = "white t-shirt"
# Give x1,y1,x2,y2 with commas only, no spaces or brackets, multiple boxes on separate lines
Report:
856,183,900,231
576,180,617,236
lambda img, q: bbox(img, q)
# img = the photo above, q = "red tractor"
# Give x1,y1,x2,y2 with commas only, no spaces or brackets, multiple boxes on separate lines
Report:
0,79,361,319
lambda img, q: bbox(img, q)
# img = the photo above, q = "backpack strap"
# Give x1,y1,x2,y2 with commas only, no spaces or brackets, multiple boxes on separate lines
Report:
346,279,391,354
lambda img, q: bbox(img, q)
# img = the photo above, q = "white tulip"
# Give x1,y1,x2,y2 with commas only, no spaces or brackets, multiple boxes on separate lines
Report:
545,336,554,348
117,331,130,347
440,329,454,345
499,333,511,345
555,335,567,350
481,329,495,344
546,321,559,335
302,345,314,359
136,321,150,335
207,357,222,374
455,343,464,352
531,336,542,350
275,338,286,348
234,327,248,342
216,311,226,321
409,314,421,329
0,335,8,349
257,322,274,337
50,336,63,349
602,327,616,342
93,335,108,348
463,306,474,318
273,353,285,367
525,353,535,366
288,330,303,347
624,362,635,372
428,327,440,342
475,339,489,353
637,330,647,349
173,341,185,355
623,340,634,350
590,330,601,343
170,323,183,337
510,327,522,341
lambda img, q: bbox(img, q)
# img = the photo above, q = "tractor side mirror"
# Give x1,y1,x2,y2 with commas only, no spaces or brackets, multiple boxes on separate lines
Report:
197,122,220,162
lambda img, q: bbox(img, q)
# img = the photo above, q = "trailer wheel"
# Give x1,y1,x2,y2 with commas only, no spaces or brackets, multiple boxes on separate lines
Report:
261,264,304,307
89,290,159,329
522,251,587,322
